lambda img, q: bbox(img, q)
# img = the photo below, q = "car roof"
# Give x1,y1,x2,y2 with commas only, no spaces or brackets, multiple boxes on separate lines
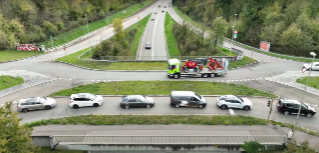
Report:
70,93,92,99
20,97,43,103
126,95,144,99
219,95,238,100
146,42,151,44
280,99,300,104
171,91,196,97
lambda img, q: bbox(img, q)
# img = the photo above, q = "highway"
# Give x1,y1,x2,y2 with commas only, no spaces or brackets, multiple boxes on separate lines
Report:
0,0,318,134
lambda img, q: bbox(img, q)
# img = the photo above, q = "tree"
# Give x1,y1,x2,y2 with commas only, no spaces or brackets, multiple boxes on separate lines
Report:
113,18,126,46
210,17,228,53
284,140,317,153
241,141,265,153
0,101,38,153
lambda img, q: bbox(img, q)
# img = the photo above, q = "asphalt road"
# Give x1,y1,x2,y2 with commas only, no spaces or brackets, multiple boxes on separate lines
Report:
138,1,168,60
0,0,318,135
17,96,319,132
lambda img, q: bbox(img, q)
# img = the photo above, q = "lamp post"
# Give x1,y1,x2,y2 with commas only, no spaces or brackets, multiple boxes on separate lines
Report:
291,52,316,142
230,14,238,56
85,14,92,59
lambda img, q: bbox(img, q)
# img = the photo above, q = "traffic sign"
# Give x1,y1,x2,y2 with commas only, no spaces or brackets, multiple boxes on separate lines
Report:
234,30,238,34
233,34,237,39
302,68,307,73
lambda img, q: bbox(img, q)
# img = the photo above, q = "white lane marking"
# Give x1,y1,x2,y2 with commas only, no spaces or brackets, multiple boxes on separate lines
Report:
229,109,235,115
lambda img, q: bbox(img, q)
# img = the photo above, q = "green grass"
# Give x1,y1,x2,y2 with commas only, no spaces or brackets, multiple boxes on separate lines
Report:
296,76,319,89
0,75,24,91
56,48,167,70
165,12,181,56
36,147,84,153
229,56,257,69
0,51,45,62
40,0,155,48
24,115,319,137
47,81,277,97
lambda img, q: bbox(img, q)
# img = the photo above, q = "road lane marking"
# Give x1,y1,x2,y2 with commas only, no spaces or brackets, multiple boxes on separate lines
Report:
54,52,64,55
229,109,235,115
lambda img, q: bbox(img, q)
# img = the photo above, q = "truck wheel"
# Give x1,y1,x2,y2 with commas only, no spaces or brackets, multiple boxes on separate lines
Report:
201,73,208,78
211,73,215,78
184,66,189,73
173,74,180,79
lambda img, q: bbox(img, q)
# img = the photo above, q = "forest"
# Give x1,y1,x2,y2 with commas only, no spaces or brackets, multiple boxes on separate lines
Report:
0,0,144,50
174,0,319,57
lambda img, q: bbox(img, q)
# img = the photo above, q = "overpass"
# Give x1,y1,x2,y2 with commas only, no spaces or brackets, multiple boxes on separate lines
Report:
32,135,286,152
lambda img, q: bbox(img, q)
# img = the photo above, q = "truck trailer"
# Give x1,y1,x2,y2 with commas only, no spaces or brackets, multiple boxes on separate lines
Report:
167,58,229,79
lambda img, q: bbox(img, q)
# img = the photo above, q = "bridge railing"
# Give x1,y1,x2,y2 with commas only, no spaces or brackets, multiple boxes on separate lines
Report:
53,135,286,145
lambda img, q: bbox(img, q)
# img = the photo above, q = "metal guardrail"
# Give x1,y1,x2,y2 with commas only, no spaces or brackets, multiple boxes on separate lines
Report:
53,135,286,145
97,56,239,61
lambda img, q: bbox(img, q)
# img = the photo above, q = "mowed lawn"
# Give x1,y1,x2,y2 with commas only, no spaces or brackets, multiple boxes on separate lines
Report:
0,75,24,91
296,76,319,89
0,51,45,62
47,81,277,98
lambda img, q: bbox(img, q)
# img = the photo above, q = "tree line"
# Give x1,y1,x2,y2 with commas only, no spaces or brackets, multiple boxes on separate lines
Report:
0,0,144,50
174,0,319,57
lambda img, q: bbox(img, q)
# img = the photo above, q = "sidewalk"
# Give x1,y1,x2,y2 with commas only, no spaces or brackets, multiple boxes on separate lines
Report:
32,124,319,150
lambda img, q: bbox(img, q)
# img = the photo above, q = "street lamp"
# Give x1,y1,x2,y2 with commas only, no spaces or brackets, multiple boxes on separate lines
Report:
230,14,238,56
291,52,316,142
85,14,92,59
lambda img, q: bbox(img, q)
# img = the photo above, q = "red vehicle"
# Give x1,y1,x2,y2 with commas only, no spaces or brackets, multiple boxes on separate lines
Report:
182,59,205,73
207,57,224,71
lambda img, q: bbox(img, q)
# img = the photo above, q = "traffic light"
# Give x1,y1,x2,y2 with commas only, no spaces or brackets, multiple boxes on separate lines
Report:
267,101,271,107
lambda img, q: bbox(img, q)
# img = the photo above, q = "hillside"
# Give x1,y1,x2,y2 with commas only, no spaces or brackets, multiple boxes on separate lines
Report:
174,0,319,57
0,0,146,50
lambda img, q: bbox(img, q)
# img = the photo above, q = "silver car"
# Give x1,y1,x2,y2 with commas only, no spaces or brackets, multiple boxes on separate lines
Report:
17,97,57,113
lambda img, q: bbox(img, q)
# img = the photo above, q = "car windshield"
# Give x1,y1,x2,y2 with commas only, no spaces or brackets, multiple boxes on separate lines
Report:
137,95,145,102
195,93,201,99
234,95,243,102
38,97,46,103
88,93,97,100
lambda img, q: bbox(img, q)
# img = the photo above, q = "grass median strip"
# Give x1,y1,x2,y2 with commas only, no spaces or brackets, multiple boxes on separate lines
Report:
47,81,277,97
0,51,45,62
296,76,319,89
24,115,319,137
165,12,181,56
0,75,24,91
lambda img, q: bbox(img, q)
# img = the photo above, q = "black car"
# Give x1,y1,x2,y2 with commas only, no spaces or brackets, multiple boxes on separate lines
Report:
120,95,155,109
276,99,316,117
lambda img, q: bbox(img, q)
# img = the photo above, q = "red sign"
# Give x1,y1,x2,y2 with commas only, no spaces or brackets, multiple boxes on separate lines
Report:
234,30,238,34
260,42,268,51
302,68,307,73
16,44,39,51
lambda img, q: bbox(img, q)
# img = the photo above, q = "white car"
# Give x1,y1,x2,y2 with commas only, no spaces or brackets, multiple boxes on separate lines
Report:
216,95,252,111
303,62,319,71
69,93,104,108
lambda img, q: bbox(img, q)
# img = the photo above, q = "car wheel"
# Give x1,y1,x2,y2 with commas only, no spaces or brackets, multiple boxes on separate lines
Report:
173,74,180,79
284,111,290,115
308,68,312,71
221,105,227,110
73,105,79,109
175,104,180,108
22,108,28,113
93,103,99,107
45,105,51,110
306,113,313,117
146,104,151,108
198,105,204,109
125,105,130,109
243,106,250,111
201,73,208,78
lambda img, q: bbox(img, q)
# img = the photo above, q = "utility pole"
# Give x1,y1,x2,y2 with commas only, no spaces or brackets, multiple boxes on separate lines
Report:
267,99,274,123
85,14,92,59
50,35,54,48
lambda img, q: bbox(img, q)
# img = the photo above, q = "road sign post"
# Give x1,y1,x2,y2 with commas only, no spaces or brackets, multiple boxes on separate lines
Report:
267,99,273,123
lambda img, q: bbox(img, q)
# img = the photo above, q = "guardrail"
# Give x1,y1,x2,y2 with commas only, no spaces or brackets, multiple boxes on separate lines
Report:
53,135,286,145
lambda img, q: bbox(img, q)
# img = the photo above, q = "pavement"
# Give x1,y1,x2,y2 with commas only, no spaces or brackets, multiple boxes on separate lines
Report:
32,124,319,150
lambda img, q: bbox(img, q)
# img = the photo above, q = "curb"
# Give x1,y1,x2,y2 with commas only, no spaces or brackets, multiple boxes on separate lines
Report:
0,52,49,64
